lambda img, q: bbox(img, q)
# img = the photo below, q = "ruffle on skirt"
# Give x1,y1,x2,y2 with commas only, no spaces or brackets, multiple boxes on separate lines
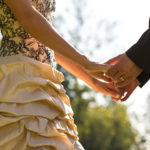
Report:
0,55,84,150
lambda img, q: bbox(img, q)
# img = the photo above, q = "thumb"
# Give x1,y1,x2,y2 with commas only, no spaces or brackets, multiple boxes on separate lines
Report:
104,54,122,65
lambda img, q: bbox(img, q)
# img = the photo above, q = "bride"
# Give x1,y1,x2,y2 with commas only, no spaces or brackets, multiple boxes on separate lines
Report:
0,0,121,149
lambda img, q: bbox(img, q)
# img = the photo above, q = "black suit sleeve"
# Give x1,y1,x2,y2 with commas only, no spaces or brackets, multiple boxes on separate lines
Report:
126,29,150,72
137,71,150,87
125,19,150,87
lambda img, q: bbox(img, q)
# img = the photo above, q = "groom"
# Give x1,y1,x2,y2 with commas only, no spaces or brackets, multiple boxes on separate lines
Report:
105,18,150,101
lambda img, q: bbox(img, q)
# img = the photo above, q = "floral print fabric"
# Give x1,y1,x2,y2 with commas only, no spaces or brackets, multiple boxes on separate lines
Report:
0,0,56,67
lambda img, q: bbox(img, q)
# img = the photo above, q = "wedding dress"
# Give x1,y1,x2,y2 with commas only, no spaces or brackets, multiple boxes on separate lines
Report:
0,0,84,149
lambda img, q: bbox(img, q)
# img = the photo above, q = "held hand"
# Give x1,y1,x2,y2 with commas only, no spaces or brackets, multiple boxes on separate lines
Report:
105,53,142,87
55,52,120,98
85,61,112,82
86,61,110,72
117,79,139,102
90,77,122,99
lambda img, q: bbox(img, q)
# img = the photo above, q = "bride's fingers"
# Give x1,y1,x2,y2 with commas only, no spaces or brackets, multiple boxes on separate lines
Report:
104,86,122,99
111,97,120,101
112,88,127,101
87,64,111,73
100,74,112,82
99,64,111,72
110,85,125,100
98,83,122,98
92,78,122,98
90,72,112,82
115,77,133,87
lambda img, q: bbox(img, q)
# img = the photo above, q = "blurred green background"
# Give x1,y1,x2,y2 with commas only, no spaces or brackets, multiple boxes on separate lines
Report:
53,0,150,149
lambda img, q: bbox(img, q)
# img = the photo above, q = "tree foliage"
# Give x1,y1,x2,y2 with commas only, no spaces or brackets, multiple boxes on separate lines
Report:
78,104,140,150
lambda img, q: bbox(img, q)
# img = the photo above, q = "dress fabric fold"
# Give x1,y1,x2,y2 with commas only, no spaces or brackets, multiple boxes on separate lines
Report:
0,55,84,150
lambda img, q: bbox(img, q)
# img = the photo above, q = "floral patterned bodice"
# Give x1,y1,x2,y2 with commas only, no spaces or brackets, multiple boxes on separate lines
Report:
0,0,56,66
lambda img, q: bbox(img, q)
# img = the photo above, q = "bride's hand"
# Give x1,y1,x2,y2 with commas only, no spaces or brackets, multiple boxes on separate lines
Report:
55,53,121,98
89,76,122,100
85,61,112,82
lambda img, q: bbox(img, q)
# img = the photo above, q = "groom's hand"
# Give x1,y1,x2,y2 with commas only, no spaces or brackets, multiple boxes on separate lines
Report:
119,80,139,101
111,79,139,101
105,53,142,87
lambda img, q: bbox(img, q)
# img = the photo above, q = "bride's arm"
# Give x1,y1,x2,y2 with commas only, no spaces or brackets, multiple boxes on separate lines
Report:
4,0,110,74
4,0,121,98
5,0,104,71
55,52,121,98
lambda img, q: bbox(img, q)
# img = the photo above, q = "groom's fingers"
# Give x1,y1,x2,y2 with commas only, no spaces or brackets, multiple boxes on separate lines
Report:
117,80,138,101
106,65,119,79
106,64,130,83
104,54,122,65
116,77,133,87
120,89,132,101
89,72,112,82
112,79,138,102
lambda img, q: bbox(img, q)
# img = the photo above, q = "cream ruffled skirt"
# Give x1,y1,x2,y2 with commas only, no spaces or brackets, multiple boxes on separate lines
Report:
0,55,84,150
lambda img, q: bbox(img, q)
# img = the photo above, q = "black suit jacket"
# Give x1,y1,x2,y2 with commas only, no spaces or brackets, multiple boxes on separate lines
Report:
126,18,150,87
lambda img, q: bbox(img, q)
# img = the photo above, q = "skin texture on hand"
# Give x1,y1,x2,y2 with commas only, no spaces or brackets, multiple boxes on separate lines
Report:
105,53,142,87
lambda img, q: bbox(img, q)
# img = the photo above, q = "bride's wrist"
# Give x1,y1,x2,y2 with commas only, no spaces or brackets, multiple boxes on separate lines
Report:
78,54,91,70
86,75,98,88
